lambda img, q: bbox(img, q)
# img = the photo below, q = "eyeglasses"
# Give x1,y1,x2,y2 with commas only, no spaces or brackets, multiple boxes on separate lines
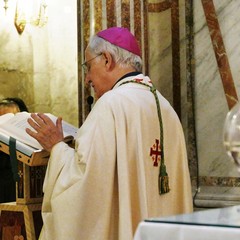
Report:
81,53,102,73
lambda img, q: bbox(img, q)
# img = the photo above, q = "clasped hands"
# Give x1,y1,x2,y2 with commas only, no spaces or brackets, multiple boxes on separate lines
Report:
26,113,64,152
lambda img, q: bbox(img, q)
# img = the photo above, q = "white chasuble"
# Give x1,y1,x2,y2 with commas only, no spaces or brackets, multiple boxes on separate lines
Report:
39,74,193,240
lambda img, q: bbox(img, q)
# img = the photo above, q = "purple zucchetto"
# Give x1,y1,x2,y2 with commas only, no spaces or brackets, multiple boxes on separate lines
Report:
97,27,141,57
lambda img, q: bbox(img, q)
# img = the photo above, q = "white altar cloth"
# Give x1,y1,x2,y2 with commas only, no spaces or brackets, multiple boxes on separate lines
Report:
134,205,240,240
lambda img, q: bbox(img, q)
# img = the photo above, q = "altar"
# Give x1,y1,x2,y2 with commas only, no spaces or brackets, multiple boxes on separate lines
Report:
134,205,240,240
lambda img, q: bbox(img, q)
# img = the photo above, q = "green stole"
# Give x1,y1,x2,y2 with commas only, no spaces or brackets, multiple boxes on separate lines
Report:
120,80,170,195
9,137,20,182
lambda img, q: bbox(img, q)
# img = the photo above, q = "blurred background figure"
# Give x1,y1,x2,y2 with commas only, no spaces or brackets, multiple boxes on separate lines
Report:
0,97,28,203
0,97,29,114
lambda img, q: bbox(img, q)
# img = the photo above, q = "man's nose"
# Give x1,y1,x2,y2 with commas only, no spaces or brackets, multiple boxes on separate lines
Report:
84,74,91,85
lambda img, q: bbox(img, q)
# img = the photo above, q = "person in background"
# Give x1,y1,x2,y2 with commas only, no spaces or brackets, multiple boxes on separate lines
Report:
0,97,28,203
26,27,193,240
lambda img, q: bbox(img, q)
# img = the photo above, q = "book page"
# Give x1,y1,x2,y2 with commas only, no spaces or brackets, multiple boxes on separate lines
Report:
0,112,78,150
0,112,42,149
45,113,78,139
0,113,15,124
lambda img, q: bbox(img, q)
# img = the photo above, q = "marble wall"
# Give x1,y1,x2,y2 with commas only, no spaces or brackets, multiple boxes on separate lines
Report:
192,0,240,207
0,0,78,127
147,0,240,208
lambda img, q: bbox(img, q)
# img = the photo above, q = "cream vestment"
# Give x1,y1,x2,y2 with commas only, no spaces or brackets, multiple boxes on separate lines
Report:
39,74,193,240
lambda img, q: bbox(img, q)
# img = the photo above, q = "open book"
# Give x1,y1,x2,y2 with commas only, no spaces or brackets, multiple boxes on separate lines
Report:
0,112,78,166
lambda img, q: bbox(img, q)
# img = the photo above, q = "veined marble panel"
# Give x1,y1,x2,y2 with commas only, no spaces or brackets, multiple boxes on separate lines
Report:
191,0,240,210
194,0,240,179
148,9,173,104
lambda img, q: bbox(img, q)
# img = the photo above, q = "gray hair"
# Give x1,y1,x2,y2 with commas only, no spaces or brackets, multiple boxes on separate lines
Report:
87,35,142,72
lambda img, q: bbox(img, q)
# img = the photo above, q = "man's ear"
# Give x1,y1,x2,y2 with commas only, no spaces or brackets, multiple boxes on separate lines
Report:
102,52,114,70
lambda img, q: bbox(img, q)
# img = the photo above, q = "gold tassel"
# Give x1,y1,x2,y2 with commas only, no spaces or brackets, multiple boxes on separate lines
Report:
159,163,170,194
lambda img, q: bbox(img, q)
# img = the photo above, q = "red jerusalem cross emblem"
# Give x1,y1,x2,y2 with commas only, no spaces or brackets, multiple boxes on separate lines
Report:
150,139,161,167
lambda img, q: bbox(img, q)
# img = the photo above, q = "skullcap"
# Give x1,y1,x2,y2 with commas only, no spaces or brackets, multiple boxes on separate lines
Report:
97,27,141,57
